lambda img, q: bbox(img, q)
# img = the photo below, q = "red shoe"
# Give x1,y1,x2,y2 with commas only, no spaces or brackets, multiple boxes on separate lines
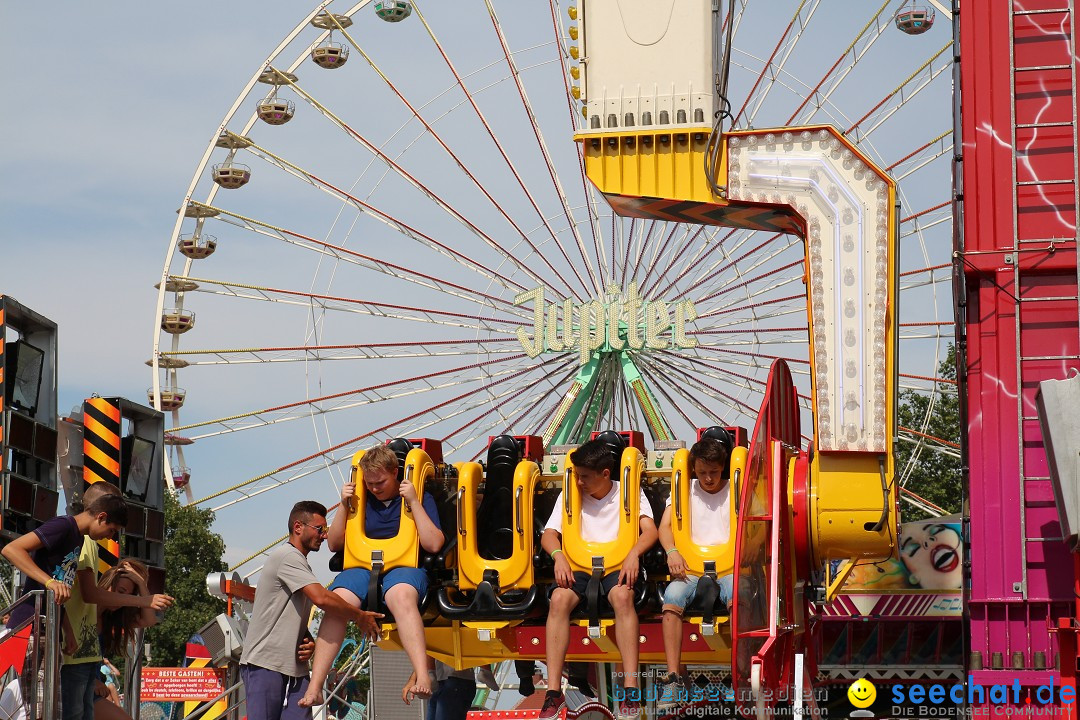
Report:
539,691,566,720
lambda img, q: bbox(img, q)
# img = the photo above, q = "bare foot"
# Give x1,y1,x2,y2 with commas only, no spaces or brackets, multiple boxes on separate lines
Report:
410,678,433,701
297,690,324,708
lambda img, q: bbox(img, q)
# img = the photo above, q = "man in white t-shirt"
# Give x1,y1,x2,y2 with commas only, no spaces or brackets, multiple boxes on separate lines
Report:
656,437,733,710
538,439,658,720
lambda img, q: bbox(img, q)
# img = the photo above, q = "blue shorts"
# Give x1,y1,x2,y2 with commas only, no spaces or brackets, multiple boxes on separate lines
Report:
662,573,733,612
329,566,428,603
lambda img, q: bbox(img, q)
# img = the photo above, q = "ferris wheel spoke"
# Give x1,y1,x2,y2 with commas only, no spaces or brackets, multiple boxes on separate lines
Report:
695,291,807,328
624,221,661,289
199,206,529,316
173,354,530,437
692,255,807,313
460,360,581,455
619,218,649,288
377,353,577,453
845,43,951,140
657,228,781,300
547,0,607,283
902,216,951,245
732,0,821,128
420,359,577,453
694,345,810,371
886,130,952,174
900,262,951,279
282,25,592,303
408,3,602,297
899,486,951,516
631,224,684,293
158,338,520,366
661,350,812,404
478,0,604,293
639,226,718,298
172,274,527,331
898,370,957,391
643,354,764,419
698,292,807,322
743,1,833,129
898,321,954,343
327,19,581,289
255,72,575,298
448,360,581,456
688,326,809,343
637,364,699,431
202,447,353,510
197,353,569,508
194,160,530,296
694,258,805,309
638,355,758,426
900,201,953,249
902,214,952,243
617,218,635,287
898,426,961,453
900,263,951,294
783,1,893,125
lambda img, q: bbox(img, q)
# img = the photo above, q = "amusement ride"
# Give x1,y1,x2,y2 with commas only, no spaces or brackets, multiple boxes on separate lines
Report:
135,0,1078,716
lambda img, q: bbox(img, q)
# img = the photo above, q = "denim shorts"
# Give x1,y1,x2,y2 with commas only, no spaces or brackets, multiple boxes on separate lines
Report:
662,573,733,611
329,566,428,602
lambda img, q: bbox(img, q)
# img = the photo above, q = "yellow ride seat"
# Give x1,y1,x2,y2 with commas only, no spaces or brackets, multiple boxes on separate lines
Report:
454,460,538,592
560,446,645,576
343,447,432,572
669,445,747,579
669,445,747,639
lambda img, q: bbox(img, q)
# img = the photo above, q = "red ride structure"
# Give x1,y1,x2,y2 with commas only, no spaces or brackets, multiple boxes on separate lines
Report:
957,0,1080,707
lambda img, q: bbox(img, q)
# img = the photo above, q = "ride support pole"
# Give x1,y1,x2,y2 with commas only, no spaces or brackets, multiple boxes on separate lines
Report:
43,588,60,720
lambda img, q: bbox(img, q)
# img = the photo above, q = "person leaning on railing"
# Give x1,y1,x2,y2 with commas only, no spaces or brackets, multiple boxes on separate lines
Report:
2,492,130,718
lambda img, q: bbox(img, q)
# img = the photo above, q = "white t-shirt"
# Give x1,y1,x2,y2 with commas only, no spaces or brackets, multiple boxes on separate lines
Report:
544,482,654,543
665,480,730,546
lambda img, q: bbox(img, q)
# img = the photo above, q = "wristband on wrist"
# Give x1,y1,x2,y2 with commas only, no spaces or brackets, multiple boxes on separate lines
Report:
550,548,564,558
666,548,679,556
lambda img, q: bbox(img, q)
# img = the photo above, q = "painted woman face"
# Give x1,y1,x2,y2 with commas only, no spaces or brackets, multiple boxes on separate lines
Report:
898,522,961,590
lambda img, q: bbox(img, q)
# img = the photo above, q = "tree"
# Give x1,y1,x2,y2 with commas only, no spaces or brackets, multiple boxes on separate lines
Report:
896,343,962,522
145,493,227,665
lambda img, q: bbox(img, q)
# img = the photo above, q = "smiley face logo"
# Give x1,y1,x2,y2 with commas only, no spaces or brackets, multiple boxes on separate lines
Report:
847,678,876,709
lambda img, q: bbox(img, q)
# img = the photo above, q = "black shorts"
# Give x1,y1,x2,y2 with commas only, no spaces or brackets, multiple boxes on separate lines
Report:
548,570,644,599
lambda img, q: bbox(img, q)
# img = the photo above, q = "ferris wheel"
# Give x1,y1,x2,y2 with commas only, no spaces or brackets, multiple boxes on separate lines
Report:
151,0,956,569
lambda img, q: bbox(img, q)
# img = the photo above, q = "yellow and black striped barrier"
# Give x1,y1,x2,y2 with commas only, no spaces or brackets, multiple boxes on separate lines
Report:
82,397,122,570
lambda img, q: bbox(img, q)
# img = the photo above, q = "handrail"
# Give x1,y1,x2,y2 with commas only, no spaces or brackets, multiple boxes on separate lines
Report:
563,467,573,517
0,589,46,628
43,597,60,720
457,486,467,536
515,486,524,535
123,627,146,720
0,589,55,720
674,469,683,522
179,679,244,720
